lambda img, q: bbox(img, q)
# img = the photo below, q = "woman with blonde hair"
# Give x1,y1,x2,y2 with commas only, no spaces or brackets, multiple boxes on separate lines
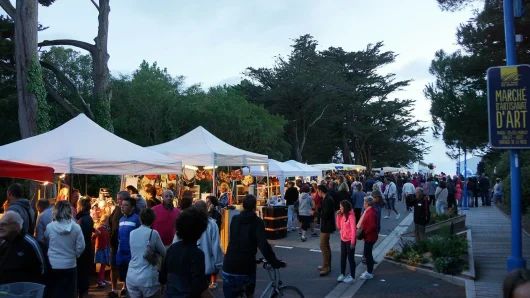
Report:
45,200,85,298
219,182,230,207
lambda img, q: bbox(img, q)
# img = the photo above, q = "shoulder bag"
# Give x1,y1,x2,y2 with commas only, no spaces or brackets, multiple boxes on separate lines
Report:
143,229,159,265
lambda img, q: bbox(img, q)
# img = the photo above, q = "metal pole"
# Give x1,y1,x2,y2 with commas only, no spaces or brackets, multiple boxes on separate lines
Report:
462,149,469,211
503,0,526,272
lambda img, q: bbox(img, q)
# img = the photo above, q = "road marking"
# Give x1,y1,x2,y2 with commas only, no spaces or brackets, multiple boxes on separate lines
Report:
354,254,363,257
379,234,388,237
309,249,322,252
274,245,293,249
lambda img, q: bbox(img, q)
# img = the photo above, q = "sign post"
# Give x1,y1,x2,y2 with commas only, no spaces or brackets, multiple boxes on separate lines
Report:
487,0,527,272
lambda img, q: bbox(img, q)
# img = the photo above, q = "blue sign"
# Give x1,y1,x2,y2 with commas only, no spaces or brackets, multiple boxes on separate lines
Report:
487,65,530,149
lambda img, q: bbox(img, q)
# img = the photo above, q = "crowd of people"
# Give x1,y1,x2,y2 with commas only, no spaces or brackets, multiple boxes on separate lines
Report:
0,169,507,297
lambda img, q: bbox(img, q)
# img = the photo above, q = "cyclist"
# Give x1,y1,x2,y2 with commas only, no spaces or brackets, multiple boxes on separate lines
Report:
222,194,287,298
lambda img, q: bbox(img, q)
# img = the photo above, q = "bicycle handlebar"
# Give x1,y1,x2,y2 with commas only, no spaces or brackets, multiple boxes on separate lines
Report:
256,258,287,269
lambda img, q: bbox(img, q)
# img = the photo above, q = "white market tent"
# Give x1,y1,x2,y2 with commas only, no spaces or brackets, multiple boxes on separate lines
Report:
244,159,305,177
243,159,307,198
376,166,406,173
312,163,366,171
283,160,321,177
147,126,268,167
0,114,182,175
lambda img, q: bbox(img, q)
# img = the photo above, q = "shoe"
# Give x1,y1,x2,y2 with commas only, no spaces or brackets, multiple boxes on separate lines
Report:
383,216,390,219
299,231,302,235
301,236,307,242
209,282,218,289
343,275,354,283
119,288,127,297
359,272,374,280
108,291,119,298
311,232,319,237
287,229,292,232
105,281,111,286
337,274,346,282
98,281,106,288
396,214,400,220
318,265,323,270
320,268,331,276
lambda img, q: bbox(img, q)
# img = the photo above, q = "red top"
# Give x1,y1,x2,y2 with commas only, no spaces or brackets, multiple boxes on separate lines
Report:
92,224,109,250
152,204,181,246
312,193,322,209
360,207,378,243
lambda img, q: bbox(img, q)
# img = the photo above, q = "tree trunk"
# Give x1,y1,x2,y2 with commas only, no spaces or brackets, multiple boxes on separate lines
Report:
92,0,113,131
341,131,353,164
366,145,372,171
14,0,39,138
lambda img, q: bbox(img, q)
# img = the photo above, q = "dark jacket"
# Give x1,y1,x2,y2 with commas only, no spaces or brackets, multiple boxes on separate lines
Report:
109,206,122,250
364,179,375,192
76,210,94,263
223,210,282,275
6,199,36,235
284,187,299,206
160,241,207,298
0,231,47,284
338,191,351,206
320,194,336,233
413,195,431,226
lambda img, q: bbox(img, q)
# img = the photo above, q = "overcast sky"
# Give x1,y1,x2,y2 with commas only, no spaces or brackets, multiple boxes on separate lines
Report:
31,0,481,174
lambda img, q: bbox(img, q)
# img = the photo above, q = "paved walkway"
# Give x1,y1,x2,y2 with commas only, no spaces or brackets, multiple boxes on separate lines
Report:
465,204,530,297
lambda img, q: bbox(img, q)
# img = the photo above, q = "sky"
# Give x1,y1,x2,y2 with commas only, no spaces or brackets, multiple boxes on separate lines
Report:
31,0,482,174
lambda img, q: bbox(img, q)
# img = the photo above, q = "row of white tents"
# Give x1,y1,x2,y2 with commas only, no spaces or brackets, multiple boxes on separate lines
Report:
0,114,404,193
0,114,324,180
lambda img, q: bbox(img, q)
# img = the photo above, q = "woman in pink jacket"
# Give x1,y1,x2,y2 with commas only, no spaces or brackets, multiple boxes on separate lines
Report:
336,200,357,283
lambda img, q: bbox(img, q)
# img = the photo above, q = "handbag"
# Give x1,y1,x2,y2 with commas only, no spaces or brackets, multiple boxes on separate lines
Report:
143,229,159,265
356,228,365,240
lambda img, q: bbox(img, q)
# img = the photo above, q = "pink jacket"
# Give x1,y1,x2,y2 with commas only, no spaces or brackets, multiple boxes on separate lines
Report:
336,211,357,245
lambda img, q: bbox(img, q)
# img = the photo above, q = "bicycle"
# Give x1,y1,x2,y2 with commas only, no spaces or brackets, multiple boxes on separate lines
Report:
233,258,304,298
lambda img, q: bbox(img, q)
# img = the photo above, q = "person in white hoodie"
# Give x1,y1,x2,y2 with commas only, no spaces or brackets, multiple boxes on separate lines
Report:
173,200,223,290
44,200,86,298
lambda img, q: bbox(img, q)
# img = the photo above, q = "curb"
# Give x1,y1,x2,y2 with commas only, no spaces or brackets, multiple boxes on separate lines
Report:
325,212,414,298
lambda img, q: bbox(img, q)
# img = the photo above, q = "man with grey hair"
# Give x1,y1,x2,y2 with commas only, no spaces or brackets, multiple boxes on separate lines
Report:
0,211,47,284
413,187,431,241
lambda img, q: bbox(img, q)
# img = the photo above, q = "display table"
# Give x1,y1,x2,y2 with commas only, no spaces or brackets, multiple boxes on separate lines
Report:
220,208,240,254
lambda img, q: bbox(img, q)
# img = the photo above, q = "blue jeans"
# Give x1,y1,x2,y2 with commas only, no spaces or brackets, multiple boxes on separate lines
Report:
222,271,256,298
287,205,298,231
436,200,447,214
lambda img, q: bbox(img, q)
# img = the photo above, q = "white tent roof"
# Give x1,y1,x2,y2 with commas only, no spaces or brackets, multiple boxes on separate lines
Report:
312,163,366,171
0,114,182,174
283,160,321,177
243,159,306,177
147,126,268,166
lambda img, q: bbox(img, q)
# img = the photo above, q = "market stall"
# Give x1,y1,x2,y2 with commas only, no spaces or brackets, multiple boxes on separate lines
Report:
147,126,269,251
311,163,366,171
0,160,54,182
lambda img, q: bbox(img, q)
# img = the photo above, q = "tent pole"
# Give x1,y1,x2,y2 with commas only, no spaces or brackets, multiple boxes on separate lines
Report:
69,173,74,203
212,160,216,198
266,165,270,199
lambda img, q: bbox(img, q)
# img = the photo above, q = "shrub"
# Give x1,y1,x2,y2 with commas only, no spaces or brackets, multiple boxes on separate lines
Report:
434,257,466,275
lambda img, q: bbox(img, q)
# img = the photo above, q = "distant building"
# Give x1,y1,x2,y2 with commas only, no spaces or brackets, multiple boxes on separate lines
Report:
458,157,481,176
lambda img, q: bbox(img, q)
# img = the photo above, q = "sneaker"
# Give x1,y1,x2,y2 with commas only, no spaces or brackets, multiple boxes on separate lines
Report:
343,275,354,283
299,231,302,235
107,291,119,298
97,281,106,288
301,236,307,242
359,272,374,280
337,274,346,282
311,232,319,237
209,282,218,289
396,214,401,220
287,229,292,232
383,216,390,219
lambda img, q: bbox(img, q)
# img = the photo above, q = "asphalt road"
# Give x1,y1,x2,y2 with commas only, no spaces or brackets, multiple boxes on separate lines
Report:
91,201,411,297
354,261,466,298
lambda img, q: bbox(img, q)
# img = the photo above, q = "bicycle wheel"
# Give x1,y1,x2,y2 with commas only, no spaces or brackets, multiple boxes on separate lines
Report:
271,285,304,298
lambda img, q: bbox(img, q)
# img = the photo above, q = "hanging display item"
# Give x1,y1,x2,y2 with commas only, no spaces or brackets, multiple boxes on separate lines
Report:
230,170,243,181
218,171,231,183
242,174,254,186
195,170,213,181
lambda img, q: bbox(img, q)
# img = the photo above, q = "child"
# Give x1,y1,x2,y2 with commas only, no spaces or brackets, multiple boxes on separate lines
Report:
93,214,110,288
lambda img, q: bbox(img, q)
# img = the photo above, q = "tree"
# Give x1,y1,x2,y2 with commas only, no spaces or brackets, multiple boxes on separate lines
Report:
39,0,112,131
0,0,52,137
425,0,530,156
241,35,342,161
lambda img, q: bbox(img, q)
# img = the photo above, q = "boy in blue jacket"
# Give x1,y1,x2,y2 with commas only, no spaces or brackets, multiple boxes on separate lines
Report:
116,197,140,298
